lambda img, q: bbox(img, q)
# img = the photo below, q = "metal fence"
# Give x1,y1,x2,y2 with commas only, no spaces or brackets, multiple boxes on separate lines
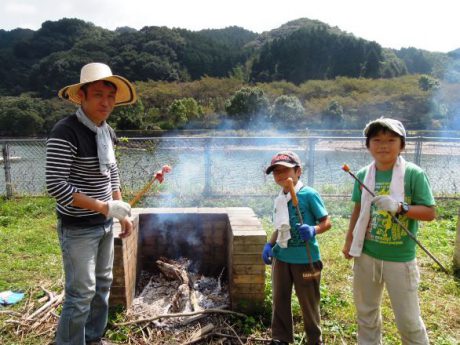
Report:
1,136,460,203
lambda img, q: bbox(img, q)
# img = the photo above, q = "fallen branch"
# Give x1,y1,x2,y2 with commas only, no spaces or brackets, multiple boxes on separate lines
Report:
0,310,22,316
181,323,214,345
178,305,228,326
224,320,244,345
114,308,247,326
26,292,63,321
211,333,272,343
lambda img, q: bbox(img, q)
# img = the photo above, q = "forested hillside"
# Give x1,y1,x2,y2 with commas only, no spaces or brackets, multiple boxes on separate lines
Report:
0,17,459,136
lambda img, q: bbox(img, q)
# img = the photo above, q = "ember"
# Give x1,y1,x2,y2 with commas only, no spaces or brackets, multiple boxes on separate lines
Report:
129,258,228,327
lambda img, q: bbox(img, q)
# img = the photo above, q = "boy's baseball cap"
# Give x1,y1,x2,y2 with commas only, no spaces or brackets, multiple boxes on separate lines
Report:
363,117,406,138
265,151,301,174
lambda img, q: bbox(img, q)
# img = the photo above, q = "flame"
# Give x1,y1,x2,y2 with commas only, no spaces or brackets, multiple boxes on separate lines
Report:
341,164,350,172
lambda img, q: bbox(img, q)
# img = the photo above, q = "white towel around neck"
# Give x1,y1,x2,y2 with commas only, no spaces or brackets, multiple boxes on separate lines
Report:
76,107,116,177
273,180,304,248
349,156,406,257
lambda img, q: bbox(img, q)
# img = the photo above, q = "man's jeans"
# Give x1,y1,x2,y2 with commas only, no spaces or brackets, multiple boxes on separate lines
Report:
56,219,114,345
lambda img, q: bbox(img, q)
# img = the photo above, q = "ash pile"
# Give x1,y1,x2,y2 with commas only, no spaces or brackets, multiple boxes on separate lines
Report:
129,257,229,328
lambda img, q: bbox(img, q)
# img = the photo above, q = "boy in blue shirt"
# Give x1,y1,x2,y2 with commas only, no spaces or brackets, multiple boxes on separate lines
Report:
262,151,332,345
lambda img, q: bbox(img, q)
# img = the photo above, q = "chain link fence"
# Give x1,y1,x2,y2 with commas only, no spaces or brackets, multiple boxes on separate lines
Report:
1,136,460,205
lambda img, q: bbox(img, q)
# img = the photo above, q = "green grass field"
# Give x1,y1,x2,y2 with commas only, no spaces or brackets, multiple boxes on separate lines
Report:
0,196,459,344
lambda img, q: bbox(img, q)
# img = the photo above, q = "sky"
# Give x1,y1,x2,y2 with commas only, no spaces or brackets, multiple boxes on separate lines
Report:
1,0,458,53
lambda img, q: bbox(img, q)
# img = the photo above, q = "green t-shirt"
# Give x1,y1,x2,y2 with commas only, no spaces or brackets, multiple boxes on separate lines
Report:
272,185,328,264
351,161,435,262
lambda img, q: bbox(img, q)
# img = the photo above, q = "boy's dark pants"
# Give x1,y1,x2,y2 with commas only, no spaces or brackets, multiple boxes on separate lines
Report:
271,259,323,344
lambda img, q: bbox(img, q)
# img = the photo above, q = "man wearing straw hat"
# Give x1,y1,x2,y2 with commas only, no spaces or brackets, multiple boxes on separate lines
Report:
46,62,137,345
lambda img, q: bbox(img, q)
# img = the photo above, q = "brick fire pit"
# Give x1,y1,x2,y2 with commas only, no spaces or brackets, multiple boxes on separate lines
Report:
109,207,266,313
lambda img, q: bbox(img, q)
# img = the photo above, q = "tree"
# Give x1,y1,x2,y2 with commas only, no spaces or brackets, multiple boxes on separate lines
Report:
167,97,203,128
109,99,145,130
322,100,344,128
224,87,270,123
271,95,305,127
0,96,45,136
418,75,440,91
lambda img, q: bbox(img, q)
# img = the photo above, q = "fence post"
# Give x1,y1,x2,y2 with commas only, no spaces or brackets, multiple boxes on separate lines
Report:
307,138,316,187
203,138,212,196
2,143,13,199
414,136,422,166
454,207,460,276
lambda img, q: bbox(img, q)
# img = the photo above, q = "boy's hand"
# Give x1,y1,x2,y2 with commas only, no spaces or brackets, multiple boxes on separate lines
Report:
262,243,274,265
342,239,353,260
372,195,399,215
296,223,316,241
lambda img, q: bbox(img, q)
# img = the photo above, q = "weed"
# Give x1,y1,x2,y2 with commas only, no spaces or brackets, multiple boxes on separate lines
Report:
0,197,458,344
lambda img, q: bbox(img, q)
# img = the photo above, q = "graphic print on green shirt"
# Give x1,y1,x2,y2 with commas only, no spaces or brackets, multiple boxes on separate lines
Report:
351,161,435,262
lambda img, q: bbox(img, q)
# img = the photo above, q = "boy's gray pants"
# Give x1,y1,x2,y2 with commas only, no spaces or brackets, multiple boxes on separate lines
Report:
353,253,429,345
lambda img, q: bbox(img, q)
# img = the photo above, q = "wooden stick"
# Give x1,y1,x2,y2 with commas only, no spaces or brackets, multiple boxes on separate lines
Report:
185,323,215,344
342,165,449,274
129,165,172,207
223,320,244,345
178,305,228,326
26,292,63,321
203,333,273,343
286,177,315,271
129,176,158,207
114,308,247,326
0,310,22,316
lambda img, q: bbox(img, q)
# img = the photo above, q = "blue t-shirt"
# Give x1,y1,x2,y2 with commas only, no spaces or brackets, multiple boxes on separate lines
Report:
272,185,328,264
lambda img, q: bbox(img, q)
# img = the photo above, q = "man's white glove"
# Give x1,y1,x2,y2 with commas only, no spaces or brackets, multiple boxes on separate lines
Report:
372,195,399,215
107,200,131,220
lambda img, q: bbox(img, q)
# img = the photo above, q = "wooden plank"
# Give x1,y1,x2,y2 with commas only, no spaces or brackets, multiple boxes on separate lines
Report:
233,243,265,254
232,274,265,284
234,233,262,242
231,284,264,294
232,264,266,275
232,254,262,265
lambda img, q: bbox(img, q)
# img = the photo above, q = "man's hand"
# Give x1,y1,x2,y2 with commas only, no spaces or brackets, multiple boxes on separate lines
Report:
106,200,132,220
296,223,316,241
119,217,133,238
372,195,399,215
262,243,274,265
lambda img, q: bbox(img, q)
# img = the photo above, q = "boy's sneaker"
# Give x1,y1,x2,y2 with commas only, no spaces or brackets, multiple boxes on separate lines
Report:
270,340,289,345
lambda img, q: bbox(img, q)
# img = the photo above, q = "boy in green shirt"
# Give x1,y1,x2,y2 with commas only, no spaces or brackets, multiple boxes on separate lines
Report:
342,118,435,344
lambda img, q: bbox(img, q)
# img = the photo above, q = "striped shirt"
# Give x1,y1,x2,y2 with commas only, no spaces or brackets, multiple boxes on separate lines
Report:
46,114,120,226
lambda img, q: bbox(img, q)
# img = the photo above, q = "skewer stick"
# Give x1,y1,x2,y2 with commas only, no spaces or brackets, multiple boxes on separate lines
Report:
129,165,172,207
286,177,315,271
341,164,448,273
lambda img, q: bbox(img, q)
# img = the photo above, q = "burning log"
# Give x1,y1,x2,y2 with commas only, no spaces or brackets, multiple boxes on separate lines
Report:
156,258,201,312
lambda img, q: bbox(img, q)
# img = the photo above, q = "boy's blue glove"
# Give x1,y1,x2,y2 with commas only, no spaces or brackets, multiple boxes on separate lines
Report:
262,243,274,265
296,223,316,241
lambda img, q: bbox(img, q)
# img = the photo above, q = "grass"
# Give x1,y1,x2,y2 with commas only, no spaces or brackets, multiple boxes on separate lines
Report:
0,196,459,344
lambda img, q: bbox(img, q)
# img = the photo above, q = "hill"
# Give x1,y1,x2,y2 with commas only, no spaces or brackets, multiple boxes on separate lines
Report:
0,17,459,97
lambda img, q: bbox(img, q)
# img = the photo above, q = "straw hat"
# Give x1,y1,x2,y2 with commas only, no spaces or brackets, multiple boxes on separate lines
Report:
58,62,137,106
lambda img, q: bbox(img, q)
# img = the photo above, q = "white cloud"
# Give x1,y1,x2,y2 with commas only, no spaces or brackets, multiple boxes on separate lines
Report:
4,2,36,14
